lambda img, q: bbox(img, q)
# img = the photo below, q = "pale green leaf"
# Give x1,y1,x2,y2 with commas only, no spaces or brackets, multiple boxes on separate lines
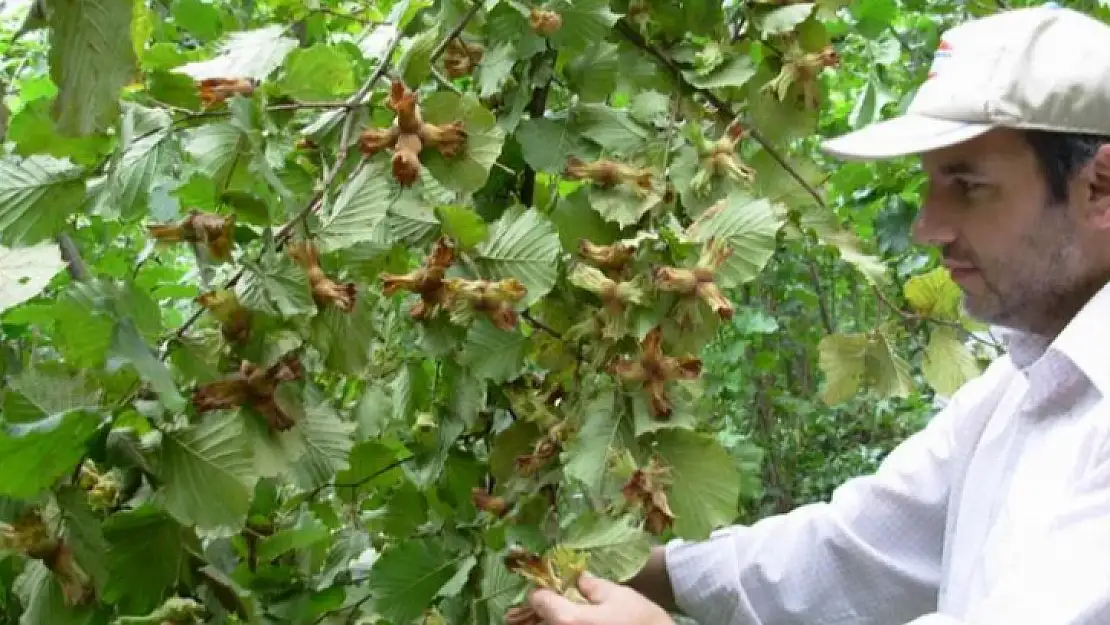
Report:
922,326,982,397
757,3,816,35
104,104,176,220
102,506,185,615
319,159,397,253
0,242,67,313
564,386,632,494
589,185,661,228
0,155,86,245
159,411,259,536
476,42,516,98
279,44,357,101
400,29,438,88
175,25,298,80
257,521,330,562
0,410,102,499
48,0,137,136
2,369,100,424
242,409,306,478
479,550,524,625
387,196,440,245
14,562,99,625
651,428,740,539
420,92,507,194
458,319,529,383
474,207,561,308
683,55,756,89
629,91,672,127
367,537,467,625
183,122,249,183
817,332,868,405
56,486,110,596
686,194,786,287
904,267,963,321
562,512,652,582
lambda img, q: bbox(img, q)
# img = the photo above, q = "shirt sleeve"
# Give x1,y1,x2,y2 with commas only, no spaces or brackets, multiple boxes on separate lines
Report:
902,448,1110,625
662,373,994,625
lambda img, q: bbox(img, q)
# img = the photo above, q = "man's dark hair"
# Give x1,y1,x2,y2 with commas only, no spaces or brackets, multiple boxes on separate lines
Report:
1022,130,1110,203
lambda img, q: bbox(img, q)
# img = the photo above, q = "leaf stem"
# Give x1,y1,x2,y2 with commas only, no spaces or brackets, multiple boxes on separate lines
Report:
430,0,484,63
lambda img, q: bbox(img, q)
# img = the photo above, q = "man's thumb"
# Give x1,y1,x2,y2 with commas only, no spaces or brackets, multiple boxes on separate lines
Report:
529,588,582,622
577,571,619,603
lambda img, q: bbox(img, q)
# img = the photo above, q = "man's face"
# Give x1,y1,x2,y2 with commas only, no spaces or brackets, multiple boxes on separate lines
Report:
913,129,1106,336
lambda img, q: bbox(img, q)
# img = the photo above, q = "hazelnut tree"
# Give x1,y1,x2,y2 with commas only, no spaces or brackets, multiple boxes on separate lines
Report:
0,0,1014,623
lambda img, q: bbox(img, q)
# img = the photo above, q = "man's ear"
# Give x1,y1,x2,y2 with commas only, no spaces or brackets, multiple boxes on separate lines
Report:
1086,143,1110,228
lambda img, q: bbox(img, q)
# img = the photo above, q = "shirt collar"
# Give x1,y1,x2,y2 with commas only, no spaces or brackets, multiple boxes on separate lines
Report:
999,280,1110,396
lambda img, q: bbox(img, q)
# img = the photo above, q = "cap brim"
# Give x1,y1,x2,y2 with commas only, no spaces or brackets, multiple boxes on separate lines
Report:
820,115,995,161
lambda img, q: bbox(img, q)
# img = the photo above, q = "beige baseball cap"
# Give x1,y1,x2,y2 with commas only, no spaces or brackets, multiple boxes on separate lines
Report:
821,5,1110,161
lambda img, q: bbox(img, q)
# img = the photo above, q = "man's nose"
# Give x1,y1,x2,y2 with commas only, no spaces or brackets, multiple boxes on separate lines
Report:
910,196,958,247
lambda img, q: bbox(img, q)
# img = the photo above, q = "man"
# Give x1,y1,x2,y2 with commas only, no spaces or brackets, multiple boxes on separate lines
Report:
529,5,1110,625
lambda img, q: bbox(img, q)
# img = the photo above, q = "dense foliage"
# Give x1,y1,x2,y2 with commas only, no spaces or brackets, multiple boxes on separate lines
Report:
2,0,1108,624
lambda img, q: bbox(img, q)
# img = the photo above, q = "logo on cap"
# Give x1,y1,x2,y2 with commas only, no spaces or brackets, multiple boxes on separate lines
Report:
926,40,952,80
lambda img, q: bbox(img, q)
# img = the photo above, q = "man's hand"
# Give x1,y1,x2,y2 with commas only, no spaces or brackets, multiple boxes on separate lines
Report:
528,571,676,625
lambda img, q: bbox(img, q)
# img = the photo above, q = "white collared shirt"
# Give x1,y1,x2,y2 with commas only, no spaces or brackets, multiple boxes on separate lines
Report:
665,281,1110,625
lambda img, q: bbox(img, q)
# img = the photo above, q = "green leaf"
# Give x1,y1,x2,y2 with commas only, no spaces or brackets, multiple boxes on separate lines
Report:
48,0,137,136
289,398,357,490
175,25,298,80
420,92,507,194
7,99,113,166
515,118,591,174
479,550,524,625
102,507,185,615
458,319,529,383
435,204,488,250
547,0,621,56
256,521,330,562
686,194,786,287
922,327,982,397
569,104,649,155
242,409,306,478
0,155,86,246
589,185,661,229
0,242,67,314
474,207,561,308
550,187,620,251
158,411,259,536
334,440,406,502
476,42,516,98
904,267,963,321
566,42,620,102
279,44,357,101
110,319,186,412
563,385,631,494
651,428,740,539
0,411,102,500
562,512,652,582
183,122,249,184
367,537,466,625
319,160,397,253
236,251,317,318
757,3,816,36
400,29,438,88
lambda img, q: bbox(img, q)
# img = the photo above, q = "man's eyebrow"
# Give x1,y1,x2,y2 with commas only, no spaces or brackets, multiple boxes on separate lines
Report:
937,161,979,176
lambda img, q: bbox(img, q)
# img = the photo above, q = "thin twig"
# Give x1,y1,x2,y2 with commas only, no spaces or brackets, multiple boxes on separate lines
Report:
807,260,834,333
522,310,561,339
430,0,484,63
872,285,1001,349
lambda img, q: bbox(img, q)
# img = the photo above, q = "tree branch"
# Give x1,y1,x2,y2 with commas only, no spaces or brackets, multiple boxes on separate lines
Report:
56,233,90,282
165,28,404,347
614,20,827,209
521,48,556,207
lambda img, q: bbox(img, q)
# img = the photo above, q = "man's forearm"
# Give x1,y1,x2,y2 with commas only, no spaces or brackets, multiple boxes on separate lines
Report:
625,545,680,614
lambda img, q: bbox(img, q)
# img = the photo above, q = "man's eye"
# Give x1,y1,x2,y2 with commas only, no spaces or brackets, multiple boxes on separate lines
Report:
953,178,985,195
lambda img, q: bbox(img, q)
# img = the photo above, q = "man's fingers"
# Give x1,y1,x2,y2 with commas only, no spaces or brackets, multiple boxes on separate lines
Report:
529,588,583,624
577,571,619,603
